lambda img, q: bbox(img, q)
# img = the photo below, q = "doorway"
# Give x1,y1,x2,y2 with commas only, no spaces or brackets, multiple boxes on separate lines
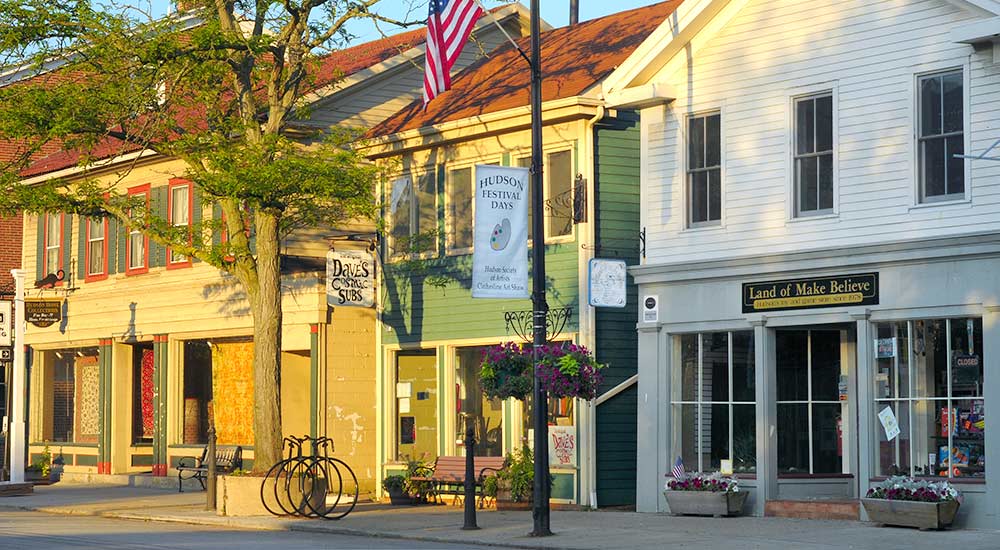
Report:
773,327,855,499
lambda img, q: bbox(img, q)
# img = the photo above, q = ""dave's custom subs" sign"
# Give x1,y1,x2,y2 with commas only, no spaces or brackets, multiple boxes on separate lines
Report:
742,273,878,313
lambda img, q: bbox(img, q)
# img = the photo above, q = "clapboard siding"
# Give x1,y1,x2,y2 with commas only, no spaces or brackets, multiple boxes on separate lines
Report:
641,0,1000,264
593,112,641,507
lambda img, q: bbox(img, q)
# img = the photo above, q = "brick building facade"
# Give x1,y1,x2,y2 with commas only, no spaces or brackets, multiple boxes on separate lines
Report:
0,213,22,297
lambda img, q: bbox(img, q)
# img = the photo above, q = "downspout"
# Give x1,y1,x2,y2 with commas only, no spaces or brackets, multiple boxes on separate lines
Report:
581,105,605,509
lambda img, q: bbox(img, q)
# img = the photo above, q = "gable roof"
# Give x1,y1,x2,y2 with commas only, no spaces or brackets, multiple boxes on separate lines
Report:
366,1,683,139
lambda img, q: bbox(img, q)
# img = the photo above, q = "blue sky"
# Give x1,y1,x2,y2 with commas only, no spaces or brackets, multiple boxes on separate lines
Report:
145,1,664,45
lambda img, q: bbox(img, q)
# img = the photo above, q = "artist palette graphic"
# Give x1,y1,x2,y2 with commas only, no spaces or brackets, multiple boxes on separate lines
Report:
490,218,512,251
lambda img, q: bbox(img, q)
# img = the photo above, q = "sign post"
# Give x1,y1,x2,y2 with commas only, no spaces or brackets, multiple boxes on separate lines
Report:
9,270,26,484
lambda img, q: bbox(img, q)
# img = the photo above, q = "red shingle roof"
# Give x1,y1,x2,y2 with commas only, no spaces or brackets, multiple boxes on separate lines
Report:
368,1,681,138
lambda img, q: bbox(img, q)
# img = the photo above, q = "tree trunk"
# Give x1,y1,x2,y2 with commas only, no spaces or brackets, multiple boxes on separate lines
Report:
246,210,283,471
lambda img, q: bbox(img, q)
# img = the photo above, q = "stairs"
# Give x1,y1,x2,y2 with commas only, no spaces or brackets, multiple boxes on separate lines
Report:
765,499,860,520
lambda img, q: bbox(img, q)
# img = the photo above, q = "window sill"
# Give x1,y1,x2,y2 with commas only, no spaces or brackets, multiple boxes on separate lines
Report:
84,273,108,283
786,212,838,224
909,197,971,211
681,223,724,234
166,260,192,270
125,266,149,276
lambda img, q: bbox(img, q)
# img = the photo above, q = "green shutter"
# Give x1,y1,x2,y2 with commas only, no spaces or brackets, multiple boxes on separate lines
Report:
502,152,511,166
211,204,223,247
191,187,202,263
77,216,87,279
35,215,44,281
107,218,119,275
62,215,73,278
435,165,445,256
149,186,167,268
115,218,126,274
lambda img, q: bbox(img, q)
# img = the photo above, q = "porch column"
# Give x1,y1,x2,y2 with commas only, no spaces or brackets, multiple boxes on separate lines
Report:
983,306,1000,522
97,339,113,474
635,323,664,512
152,335,169,476
752,318,776,514
852,311,873,505
310,324,319,439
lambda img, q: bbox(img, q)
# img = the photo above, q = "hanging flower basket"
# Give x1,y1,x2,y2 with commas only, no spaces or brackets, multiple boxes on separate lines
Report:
480,342,534,400
480,342,605,401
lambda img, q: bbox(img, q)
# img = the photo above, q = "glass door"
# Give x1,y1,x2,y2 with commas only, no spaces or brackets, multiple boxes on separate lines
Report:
775,329,847,475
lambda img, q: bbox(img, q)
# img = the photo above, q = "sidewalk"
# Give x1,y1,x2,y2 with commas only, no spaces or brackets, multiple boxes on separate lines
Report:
1,482,999,550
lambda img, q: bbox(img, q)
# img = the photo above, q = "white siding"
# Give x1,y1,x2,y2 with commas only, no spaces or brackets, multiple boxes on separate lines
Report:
642,0,1000,264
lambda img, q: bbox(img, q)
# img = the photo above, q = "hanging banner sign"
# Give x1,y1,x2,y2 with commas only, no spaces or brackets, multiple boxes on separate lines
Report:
24,298,62,328
0,300,10,347
326,250,375,307
548,425,577,467
742,273,878,313
472,165,529,299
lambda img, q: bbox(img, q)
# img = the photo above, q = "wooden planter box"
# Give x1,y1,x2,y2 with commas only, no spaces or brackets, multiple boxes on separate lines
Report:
495,487,532,511
861,498,960,530
663,490,748,517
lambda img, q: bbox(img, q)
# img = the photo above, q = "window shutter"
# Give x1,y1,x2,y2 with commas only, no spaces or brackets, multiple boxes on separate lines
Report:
107,218,119,275
62,215,73,278
35,215,44,281
149,186,167,267
77,216,87,279
502,152,511,166
211,204,223,247
191,187,202,263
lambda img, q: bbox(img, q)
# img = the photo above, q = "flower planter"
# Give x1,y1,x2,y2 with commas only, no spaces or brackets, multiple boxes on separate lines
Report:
663,490,748,517
386,487,414,505
862,498,960,530
495,487,532,511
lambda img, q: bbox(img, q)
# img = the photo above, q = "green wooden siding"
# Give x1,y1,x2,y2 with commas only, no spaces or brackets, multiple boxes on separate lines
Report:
593,112,641,507
381,243,579,345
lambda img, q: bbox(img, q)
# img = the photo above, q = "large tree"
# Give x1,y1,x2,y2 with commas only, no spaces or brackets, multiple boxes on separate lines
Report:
0,0,412,469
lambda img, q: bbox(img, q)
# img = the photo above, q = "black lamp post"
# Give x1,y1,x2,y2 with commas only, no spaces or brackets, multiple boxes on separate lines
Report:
528,0,551,537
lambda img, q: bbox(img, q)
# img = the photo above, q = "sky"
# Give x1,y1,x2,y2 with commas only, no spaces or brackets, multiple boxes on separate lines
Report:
144,1,665,46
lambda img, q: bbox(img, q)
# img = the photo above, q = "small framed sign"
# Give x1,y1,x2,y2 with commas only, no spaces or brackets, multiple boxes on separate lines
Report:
588,258,627,308
0,300,10,347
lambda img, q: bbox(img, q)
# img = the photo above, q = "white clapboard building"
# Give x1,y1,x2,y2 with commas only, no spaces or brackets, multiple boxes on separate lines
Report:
602,0,1000,527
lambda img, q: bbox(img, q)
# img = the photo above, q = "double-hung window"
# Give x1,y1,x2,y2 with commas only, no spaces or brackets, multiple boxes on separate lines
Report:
672,331,756,473
43,213,63,276
687,113,722,226
126,185,150,274
446,167,474,253
794,94,834,215
167,180,192,267
918,70,964,202
515,151,573,240
389,173,437,258
85,217,108,281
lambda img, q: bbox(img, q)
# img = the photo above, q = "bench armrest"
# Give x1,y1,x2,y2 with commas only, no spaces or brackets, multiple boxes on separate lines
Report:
176,455,202,469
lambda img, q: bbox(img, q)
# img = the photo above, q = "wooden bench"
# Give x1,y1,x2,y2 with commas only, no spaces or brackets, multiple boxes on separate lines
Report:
409,455,505,506
176,446,243,492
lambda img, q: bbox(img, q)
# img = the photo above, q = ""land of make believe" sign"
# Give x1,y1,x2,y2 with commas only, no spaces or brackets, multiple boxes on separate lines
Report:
742,273,879,313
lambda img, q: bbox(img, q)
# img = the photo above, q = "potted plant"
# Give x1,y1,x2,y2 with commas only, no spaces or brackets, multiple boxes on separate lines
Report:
382,475,410,505
862,476,962,529
25,444,52,484
483,447,535,511
663,472,747,517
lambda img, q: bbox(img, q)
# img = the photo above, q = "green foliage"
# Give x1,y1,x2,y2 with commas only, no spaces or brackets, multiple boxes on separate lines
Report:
381,474,406,492
28,443,52,477
486,446,534,502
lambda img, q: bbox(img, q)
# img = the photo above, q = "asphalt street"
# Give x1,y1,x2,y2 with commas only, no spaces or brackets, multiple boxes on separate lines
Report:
0,510,495,550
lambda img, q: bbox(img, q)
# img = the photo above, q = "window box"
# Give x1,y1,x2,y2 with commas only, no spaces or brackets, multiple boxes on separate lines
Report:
861,498,959,530
663,489,747,517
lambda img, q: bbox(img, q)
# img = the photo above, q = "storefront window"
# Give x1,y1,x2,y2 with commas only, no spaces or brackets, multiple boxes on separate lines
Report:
131,344,155,444
456,347,503,456
42,348,100,443
671,331,756,473
182,341,213,444
396,350,438,460
874,318,985,479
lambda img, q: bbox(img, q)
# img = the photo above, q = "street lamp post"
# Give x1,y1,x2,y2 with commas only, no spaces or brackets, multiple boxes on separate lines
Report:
528,0,552,537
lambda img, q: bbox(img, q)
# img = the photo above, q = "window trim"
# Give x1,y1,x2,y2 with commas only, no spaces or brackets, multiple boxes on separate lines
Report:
444,163,476,256
913,65,970,206
42,212,65,284
513,148,576,244
126,184,151,276
387,172,439,261
84,216,109,282
684,109,724,229
790,89,838,219
166,178,193,269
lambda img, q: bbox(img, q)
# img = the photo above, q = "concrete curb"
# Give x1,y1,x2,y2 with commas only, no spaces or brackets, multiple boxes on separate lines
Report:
0,500,585,550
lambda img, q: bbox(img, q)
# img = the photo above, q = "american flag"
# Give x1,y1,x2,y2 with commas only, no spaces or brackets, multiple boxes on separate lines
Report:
423,0,484,105
671,456,686,479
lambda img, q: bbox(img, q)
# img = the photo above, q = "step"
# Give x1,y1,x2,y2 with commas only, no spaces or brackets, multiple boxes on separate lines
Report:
764,499,860,520
59,471,201,491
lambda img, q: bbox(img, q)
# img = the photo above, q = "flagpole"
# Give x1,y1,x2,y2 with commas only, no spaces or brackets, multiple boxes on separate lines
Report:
528,0,552,537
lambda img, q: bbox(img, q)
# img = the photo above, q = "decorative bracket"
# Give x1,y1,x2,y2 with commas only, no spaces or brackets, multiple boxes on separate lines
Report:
503,307,573,343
